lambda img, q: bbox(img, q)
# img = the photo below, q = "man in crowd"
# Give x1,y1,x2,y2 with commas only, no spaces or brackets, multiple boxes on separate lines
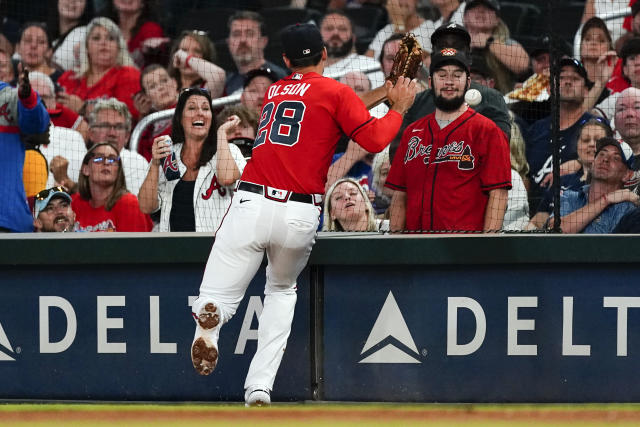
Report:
240,67,279,115
33,186,76,232
55,98,148,195
597,38,640,122
225,11,287,94
0,66,49,232
320,10,384,88
525,58,595,211
613,87,640,191
555,138,638,233
386,47,511,232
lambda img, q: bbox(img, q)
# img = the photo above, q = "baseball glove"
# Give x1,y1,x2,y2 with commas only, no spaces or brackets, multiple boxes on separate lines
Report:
386,33,423,85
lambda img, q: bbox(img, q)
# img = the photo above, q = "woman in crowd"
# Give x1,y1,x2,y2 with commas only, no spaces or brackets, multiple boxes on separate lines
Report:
138,87,246,232
15,23,63,84
580,17,618,107
56,17,141,119
49,0,94,71
73,142,152,232
136,64,179,160
463,0,530,94
167,30,226,98
99,0,166,69
323,178,387,232
526,117,613,230
370,147,391,217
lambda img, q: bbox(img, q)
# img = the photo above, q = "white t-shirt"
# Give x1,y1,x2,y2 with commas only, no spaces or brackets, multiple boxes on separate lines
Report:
120,148,150,196
324,53,385,88
40,126,87,189
52,26,87,71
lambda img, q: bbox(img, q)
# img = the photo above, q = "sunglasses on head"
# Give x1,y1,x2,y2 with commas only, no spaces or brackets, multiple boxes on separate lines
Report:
35,186,68,201
180,86,211,97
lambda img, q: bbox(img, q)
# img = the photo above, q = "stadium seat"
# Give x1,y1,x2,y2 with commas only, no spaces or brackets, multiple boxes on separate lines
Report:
500,2,542,37
344,6,388,50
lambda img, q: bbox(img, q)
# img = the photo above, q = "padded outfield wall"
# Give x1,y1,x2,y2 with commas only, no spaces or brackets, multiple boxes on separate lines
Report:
1,233,640,402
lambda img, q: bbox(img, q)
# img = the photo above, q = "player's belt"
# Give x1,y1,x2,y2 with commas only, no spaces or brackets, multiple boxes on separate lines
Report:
237,181,322,206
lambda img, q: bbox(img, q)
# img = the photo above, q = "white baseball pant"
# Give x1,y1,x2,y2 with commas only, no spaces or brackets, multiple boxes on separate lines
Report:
196,183,320,391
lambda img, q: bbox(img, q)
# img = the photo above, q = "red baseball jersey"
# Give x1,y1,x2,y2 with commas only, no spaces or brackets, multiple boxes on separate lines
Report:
72,193,152,232
385,108,511,232
241,71,403,194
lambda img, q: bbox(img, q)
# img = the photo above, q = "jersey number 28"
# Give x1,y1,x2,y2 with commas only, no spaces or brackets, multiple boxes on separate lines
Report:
254,101,306,148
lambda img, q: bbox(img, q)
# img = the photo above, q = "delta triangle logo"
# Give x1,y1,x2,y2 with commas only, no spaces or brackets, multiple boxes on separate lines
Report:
0,320,15,361
358,291,422,364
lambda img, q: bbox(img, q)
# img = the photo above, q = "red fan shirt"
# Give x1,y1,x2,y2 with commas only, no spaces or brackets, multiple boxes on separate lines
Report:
72,192,152,232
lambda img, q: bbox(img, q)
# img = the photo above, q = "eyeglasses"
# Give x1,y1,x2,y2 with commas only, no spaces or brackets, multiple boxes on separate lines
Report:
35,186,67,201
89,155,120,165
91,123,128,132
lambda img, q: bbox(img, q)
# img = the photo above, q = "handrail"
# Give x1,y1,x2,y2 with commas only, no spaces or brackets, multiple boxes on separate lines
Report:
129,64,382,153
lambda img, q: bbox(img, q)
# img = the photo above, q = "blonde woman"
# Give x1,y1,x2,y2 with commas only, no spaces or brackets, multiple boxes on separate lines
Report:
323,178,387,232
57,17,141,119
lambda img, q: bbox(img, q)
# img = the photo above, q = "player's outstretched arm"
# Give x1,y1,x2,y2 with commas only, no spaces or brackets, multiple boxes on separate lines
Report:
389,190,407,233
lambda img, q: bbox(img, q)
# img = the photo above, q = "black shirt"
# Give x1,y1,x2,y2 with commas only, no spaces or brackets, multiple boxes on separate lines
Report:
169,179,196,232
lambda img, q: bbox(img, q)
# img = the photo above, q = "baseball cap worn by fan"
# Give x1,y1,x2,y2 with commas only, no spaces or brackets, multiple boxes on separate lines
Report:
559,57,594,89
34,187,72,218
243,67,279,89
596,138,638,170
465,0,500,13
431,23,471,52
430,48,471,75
281,23,324,61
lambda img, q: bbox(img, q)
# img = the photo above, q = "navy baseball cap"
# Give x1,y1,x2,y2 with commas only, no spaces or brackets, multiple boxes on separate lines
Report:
431,23,471,51
620,37,640,65
595,138,637,170
34,186,72,218
430,48,471,75
465,0,500,13
281,23,324,61
559,57,593,89
244,67,279,88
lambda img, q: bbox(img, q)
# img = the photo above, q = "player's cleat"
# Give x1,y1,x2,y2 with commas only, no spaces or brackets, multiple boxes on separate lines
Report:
245,387,271,407
191,301,221,376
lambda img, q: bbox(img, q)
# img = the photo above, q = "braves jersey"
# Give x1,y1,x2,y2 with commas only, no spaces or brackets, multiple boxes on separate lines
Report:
241,71,403,195
386,108,511,232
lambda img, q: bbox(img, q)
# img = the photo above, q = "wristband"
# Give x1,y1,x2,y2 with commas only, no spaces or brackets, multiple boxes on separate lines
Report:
185,55,193,68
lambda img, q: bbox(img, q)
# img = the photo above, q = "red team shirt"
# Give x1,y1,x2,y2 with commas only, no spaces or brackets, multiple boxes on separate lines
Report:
241,72,403,195
72,193,152,232
57,66,142,120
385,108,511,232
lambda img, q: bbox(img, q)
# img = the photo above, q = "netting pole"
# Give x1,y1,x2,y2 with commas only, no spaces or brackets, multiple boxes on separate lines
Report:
549,0,562,233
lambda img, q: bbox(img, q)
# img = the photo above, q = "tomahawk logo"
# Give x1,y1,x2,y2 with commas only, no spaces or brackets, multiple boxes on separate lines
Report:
359,291,422,363
0,319,15,361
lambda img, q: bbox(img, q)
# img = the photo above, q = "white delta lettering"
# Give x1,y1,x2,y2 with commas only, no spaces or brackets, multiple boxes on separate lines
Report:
444,296,640,357
267,83,311,99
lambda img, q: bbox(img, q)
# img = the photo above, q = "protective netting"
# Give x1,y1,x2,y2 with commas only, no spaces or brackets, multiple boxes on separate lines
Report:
3,0,639,234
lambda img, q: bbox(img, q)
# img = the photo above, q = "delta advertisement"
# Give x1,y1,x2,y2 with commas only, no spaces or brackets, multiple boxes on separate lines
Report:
323,265,640,402
0,265,311,401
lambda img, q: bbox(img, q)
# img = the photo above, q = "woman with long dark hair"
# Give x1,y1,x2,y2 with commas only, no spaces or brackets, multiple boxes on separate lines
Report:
138,87,246,232
72,142,152,232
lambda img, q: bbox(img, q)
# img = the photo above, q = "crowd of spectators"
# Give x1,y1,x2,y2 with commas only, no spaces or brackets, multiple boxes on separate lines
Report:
3,0,640,234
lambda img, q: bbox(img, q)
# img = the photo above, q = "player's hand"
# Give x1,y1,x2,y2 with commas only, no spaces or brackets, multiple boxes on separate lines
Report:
386,76,417,115
17,62,31,99
218,114,241,136
151,136,172,165
604,189,640,206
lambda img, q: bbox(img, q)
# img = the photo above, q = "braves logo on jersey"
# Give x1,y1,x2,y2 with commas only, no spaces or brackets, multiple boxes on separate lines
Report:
404,136,475,169
162,152,180,181
202,174,227,199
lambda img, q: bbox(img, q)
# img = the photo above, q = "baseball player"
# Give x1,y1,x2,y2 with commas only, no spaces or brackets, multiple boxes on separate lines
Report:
190,23,417,406
386,47,511,232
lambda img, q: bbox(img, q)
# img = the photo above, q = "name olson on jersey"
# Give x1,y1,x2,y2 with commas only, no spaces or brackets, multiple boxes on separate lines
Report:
267,83,311,99
404,136,475,170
